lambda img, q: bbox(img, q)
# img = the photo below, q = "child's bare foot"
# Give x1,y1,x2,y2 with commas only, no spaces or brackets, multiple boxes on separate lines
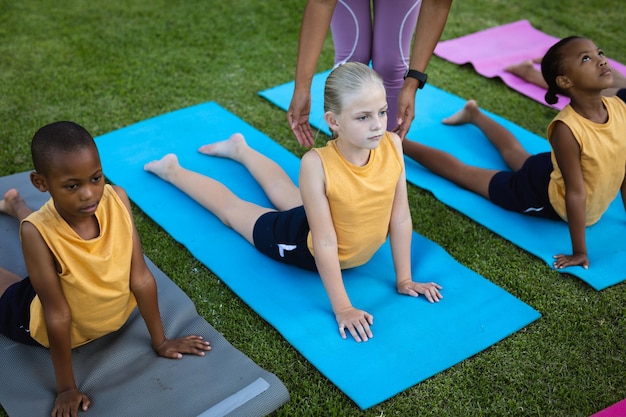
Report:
504,60,548,89
0,189,32,220
504,59,535,78
198,133,247,160
144,154,181,182
442,100,480,125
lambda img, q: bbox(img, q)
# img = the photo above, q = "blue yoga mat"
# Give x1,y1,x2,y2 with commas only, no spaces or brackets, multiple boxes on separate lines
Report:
259,71,626,291
95,102,540,409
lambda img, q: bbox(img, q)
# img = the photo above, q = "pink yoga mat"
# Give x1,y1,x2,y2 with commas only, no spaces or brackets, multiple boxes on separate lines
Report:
434,20,626,110
591,398,626,417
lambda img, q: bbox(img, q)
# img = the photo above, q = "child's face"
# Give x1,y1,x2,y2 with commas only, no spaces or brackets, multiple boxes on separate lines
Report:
37,145,105,222
559,38,614,90
334,82,388,152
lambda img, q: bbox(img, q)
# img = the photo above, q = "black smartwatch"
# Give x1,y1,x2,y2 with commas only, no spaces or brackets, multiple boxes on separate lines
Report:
404,69,428,89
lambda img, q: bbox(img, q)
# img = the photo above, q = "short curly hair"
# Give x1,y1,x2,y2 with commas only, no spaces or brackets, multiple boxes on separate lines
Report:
31,121,95,175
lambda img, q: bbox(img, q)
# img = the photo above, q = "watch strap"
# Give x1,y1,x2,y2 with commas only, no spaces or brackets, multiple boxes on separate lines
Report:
404,69,428,89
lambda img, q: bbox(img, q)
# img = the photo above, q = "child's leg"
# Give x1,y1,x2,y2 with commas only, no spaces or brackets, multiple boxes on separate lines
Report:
144,154,271,245
198,133,302,210
504,60,548,89
0,189,33,221
0,267,21,298
403,139,497,199
0,190,31,296
442,100,532,171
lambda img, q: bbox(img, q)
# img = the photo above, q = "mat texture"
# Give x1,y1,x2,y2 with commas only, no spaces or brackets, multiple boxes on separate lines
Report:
433,20,626,110
93,101,540,409
259,73,626,291
0,172,289,417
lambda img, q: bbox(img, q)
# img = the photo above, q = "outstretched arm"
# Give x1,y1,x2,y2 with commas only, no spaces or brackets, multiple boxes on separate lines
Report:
115,186,211,356
299,151,374,342
287,0,338,147
21,221,92,416
395,0,453,139
549,122,589,269
387,134,443,301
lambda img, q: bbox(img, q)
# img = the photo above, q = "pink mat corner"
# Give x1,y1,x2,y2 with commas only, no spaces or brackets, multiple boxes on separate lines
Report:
590,398,626,417
435,20,626,110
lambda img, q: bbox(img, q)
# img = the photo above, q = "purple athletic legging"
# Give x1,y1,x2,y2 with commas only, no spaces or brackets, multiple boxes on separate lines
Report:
330,0,422,129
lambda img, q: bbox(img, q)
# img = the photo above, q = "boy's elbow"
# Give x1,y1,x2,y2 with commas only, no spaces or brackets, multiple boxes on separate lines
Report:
130,271,156,294
45,307,71,328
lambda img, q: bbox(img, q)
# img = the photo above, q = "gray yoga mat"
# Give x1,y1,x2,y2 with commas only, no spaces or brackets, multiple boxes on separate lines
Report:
0,171,289,417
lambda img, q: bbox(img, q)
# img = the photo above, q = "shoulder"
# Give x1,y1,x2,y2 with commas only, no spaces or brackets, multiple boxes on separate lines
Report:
604,95,626,113
382,131,404,165
109,184,130,204
547,110,575,140
19,219,52,263
20,219,43,241
107,184,134,219
384,131,402,151
301,148,324,171
300,149,326,189
548,120,579,152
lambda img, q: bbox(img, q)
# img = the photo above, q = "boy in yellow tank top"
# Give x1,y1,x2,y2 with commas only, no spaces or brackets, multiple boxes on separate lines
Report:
0,121,210,416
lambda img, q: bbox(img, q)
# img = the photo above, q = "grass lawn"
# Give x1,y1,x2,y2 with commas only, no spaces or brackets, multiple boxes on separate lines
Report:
1,0,624,416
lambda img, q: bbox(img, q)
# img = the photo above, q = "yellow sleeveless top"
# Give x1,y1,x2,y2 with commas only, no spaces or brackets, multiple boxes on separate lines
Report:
24,185,137,348
547,96,626,225
307,132,403,269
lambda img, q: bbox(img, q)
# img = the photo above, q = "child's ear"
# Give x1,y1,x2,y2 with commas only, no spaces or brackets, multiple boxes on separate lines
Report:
30,171,49,192
324,111,340,133
556,75,572,90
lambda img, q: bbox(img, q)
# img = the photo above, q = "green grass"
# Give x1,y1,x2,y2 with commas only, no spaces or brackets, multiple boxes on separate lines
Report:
1,0,625,416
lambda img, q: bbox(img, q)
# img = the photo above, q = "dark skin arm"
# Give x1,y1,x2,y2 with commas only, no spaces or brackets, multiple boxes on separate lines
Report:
287,0,337,147
115,186,211,357
550,121,589,269
21,221,91,417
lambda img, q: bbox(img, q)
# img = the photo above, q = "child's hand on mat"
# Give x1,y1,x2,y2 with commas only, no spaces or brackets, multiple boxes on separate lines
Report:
154,335,212,358
53,387,91,417
336,307,374,342
397,280,443,303
553,253,589,269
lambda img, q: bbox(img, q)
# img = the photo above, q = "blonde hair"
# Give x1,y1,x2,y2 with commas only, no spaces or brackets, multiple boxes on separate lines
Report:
324,62,385,138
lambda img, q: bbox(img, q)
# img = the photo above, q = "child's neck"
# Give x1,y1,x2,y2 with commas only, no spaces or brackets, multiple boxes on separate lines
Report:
569,93,608,124
335,139,371,167
55,204,101,240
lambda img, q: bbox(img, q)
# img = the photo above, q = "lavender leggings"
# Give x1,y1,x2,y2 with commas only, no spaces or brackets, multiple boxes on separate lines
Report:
330,0,422,129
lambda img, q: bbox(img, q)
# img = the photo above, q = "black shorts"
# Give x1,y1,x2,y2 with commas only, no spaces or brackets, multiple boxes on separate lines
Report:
0,277,42,346
488,152,561,220
252,206,317,271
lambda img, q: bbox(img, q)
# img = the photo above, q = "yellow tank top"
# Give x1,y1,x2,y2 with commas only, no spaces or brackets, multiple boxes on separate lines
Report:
24,185,137,348
307,132,403,269
547,96,626,225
